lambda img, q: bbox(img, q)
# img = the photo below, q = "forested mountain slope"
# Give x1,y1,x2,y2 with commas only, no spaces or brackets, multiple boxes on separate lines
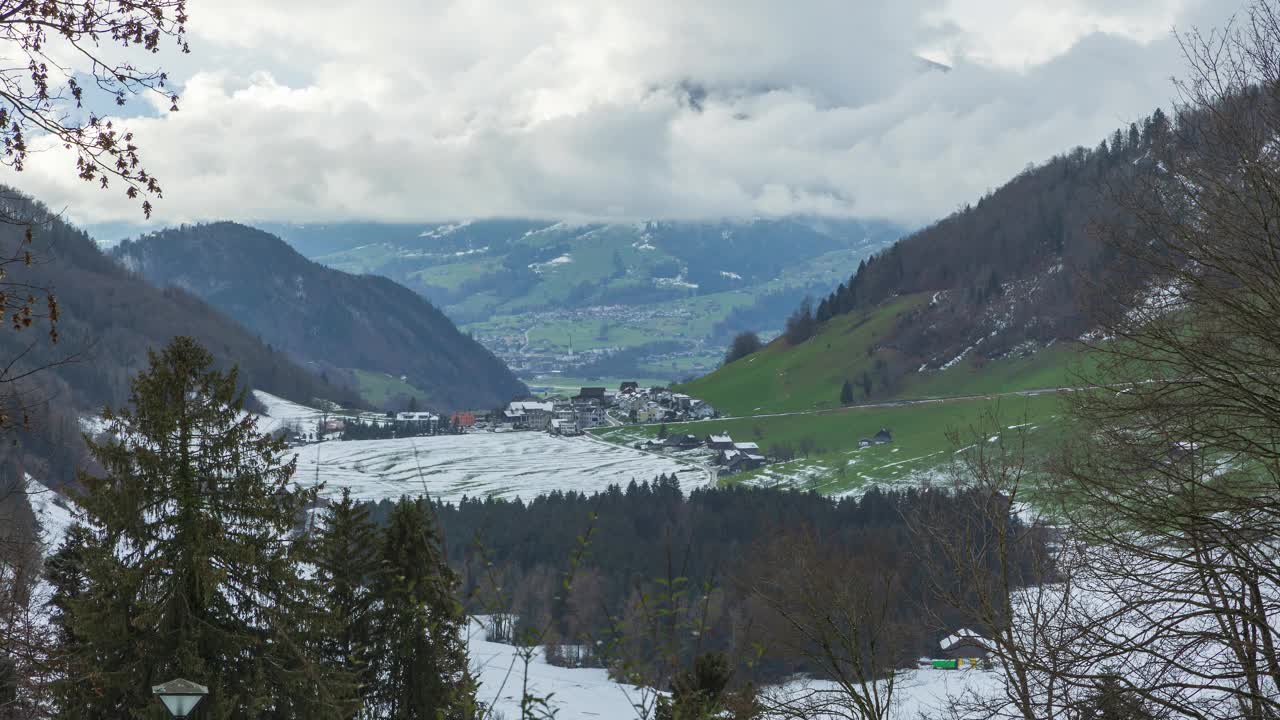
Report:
684,112,1172,408
113,222,528,410
0,191,359,489
809,114,1171,369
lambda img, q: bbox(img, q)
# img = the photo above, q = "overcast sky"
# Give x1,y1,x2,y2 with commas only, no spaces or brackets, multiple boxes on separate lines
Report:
5,0,1240,230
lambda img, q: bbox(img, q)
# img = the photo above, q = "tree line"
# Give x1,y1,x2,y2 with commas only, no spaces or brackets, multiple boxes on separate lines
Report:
360,476,1049,691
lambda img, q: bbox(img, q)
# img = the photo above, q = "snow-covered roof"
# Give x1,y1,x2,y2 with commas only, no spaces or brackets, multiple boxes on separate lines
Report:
708,434,733,443
733,442,760,452
509,401,554,413
939,628,990,651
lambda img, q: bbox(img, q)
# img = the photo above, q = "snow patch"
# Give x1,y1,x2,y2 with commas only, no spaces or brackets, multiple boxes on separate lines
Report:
26,475,75,553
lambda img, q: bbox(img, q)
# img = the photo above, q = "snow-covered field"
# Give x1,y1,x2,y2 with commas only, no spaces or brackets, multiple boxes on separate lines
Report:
468,620,652,719
253,390,330,436
289,432,704,504
466,617,995,720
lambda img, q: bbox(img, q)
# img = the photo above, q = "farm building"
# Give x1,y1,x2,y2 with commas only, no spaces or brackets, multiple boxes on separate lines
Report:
938,628,991,661
705,434,735,450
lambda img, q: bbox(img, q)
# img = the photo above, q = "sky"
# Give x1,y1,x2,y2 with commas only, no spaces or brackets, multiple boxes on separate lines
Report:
2,0,1240,230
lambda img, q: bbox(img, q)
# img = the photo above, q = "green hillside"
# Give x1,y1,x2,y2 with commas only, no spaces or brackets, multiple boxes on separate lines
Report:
588,295,1099,496
678,295,1096,416
595,392,1064,495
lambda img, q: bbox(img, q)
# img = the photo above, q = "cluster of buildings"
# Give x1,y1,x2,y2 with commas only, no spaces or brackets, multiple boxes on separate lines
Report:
499,387,609,435
638,432,769,474
498,382,720,435
612,384,717,424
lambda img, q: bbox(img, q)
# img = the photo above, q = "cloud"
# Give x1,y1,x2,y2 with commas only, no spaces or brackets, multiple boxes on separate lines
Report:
3,0,1234,229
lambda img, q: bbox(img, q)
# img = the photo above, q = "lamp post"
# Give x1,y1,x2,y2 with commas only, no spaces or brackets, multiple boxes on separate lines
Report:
152,678,208,718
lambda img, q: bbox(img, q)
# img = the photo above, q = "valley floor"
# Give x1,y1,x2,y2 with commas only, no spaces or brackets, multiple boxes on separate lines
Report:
288,429,707,504
249,390,707,503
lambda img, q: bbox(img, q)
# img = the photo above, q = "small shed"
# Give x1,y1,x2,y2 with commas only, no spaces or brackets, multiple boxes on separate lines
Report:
938,629,991,660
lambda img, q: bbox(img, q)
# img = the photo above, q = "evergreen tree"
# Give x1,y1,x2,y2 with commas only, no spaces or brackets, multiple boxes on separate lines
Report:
656,653,734,720
840,379,854,406
367,497,475,719
723,331,762,365
50,336,352,719
314,488,381,718
815,297,831,323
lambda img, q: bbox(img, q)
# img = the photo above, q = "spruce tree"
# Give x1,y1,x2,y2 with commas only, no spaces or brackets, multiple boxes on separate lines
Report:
50,337,352,719
367,497,475,719
840,379,854,406
314,488,380,717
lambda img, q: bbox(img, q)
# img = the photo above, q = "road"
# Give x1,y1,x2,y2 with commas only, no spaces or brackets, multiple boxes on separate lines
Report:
597,384,1079,431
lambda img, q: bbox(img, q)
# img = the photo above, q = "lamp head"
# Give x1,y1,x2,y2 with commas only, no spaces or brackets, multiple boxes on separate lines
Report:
152,678,208,718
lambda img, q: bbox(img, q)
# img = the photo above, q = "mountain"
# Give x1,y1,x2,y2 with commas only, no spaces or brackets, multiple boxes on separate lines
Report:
679,112,1177,421
261,217,904,382
0,190,361,492
113,222,528,410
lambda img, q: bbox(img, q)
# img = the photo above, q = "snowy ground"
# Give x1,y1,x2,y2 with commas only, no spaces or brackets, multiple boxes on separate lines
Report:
251,390,705,504
252,390,330,436
25,475,74,553
467,619,652,720
289,432,704,504
466,616,995,720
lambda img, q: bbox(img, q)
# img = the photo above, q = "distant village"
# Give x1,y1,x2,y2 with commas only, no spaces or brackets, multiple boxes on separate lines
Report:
500,382,716,435
280,382,719,445
279,381,893,478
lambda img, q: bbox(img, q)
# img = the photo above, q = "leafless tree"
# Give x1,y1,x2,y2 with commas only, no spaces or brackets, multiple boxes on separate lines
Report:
749,528,910,720
907,415,1087,720
1037,2,1280,717
0,0,187,216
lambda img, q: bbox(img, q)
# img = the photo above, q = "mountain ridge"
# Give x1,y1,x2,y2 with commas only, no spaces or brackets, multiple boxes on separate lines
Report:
113,222,529,410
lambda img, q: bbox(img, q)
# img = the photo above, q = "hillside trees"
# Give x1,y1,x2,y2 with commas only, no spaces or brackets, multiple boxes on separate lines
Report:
723,331,763,365
314,489,381,717
48,337,355,718
783,298,817,345
367,497,476,719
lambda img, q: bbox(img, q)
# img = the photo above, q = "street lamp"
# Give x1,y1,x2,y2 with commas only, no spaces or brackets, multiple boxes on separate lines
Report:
152,678,208,718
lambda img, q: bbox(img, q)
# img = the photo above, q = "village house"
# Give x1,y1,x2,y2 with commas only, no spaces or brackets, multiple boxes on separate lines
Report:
634,404,663,424
662,433,701,450
705,433,735,450
573,402,607,429
718,448,766,473
505,401,554,431
618,381,639,394
688,400,717,419
549,418,581,436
